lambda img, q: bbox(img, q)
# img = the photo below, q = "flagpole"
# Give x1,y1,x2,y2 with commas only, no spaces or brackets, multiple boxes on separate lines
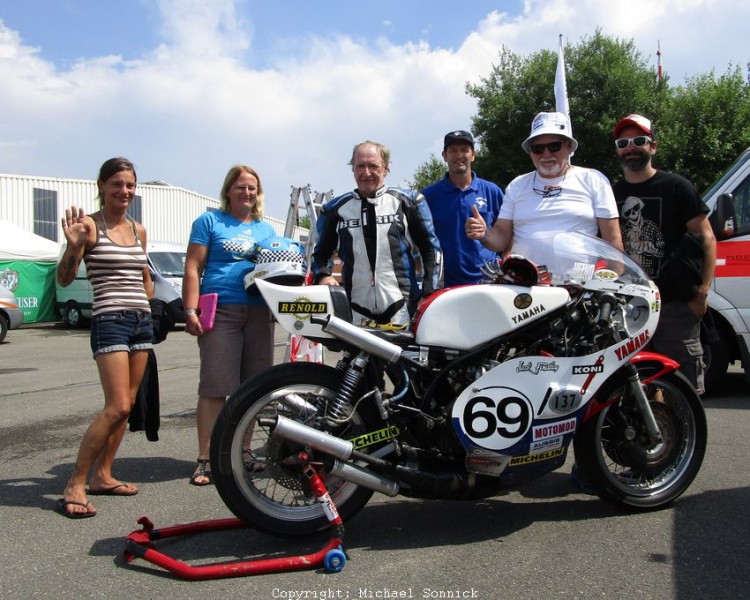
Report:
554,34,572,158
555,34,570,122
657,41,663,82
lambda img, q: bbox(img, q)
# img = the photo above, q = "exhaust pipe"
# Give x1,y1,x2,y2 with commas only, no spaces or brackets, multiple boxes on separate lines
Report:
277,392,318,418
264,415,400,496
269,414,355,460
312,314,403,363
331,460,399,497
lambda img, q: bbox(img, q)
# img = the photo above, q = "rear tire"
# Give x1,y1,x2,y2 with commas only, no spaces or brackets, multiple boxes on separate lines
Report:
574,369,707,510
211,362,378,537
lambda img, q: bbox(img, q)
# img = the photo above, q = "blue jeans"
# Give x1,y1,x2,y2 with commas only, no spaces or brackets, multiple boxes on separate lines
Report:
90,310,153,358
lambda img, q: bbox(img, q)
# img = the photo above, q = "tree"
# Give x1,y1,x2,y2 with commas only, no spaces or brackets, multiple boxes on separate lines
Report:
412,31,750,193
658,64,750,192
466,30,660,187
406,154,446,191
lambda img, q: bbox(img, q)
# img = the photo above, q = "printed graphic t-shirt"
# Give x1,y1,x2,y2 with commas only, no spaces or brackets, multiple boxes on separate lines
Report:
189,210,276,305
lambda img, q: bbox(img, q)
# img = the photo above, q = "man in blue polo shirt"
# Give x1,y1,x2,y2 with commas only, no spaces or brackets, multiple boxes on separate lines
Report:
422,130,504,286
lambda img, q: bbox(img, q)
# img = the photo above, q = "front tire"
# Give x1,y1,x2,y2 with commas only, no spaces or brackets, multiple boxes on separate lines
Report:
574,369,707,510
211,362,377,537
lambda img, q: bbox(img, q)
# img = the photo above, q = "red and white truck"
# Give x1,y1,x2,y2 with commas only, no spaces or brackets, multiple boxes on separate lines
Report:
703,147,750,393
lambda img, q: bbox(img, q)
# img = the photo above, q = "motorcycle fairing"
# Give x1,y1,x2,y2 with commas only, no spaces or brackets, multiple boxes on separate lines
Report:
464,444,512,476
450,330,655,456
255,279,342,339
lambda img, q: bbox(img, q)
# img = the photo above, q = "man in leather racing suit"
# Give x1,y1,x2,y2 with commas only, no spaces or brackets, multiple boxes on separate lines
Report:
311,140,443,327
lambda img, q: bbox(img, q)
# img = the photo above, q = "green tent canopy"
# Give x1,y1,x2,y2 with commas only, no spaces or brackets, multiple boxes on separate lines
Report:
0,220,61,323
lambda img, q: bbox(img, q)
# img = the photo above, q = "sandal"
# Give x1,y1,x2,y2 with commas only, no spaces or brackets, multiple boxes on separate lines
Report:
189,459,212,486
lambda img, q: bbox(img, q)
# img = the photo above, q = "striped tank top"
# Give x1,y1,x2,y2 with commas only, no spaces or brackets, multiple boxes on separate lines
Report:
84,215,151,316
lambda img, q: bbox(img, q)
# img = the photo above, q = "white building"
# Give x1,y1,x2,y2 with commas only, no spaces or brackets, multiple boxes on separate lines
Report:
0,173,290,245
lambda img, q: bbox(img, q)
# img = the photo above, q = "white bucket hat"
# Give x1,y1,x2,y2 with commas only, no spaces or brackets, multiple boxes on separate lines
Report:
521,111,578,154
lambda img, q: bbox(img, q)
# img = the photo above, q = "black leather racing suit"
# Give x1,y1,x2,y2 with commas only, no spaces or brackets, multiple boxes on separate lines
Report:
311,186,443,326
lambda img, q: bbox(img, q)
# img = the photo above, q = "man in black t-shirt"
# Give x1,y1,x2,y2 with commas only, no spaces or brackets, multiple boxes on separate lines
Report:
612,114,717,393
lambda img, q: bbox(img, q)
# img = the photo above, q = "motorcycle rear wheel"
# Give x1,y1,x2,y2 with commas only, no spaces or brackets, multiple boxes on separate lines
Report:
211,362,377,537
573,370,707,510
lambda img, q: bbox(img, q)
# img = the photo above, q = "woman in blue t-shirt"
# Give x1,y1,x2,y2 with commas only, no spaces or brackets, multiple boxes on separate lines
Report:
182,165,276,485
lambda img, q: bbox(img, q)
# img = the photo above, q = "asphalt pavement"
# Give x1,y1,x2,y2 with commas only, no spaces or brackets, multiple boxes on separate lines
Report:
1,323,748,600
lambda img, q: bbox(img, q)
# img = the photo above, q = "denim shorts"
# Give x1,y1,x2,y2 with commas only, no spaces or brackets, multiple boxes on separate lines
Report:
90,310,154,358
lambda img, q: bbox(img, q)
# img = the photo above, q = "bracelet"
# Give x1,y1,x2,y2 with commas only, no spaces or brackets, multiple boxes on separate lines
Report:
184,308,198,317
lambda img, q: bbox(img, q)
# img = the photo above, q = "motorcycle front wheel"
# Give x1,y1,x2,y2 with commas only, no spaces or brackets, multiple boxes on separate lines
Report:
211,362,377,537
573,369,707,510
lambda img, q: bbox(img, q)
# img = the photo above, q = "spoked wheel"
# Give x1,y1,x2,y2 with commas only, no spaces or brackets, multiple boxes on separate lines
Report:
211,362,377,537
574,370,707,510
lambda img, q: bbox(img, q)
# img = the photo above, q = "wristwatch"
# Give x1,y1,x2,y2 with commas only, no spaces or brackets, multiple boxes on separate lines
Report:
184,308,198,317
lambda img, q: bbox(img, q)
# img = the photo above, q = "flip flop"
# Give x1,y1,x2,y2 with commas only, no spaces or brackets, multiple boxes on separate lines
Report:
56,498,97,519
88,483,139,496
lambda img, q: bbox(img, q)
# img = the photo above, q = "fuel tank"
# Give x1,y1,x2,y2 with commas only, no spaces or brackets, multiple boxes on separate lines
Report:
413,284,570,350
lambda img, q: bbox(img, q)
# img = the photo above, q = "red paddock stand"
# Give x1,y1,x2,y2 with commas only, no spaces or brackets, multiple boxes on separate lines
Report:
123,459,348,580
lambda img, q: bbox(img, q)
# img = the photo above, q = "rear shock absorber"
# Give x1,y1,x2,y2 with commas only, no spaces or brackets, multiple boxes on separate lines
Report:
326,352,369,426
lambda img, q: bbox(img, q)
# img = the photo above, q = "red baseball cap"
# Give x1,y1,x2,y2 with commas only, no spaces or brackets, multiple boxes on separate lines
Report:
613,114,653,138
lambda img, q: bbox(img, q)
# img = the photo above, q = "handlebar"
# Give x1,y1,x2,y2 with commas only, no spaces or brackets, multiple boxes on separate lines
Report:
597,293,618,327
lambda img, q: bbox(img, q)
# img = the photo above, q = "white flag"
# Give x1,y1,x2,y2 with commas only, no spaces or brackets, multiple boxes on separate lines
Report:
555,34,570,127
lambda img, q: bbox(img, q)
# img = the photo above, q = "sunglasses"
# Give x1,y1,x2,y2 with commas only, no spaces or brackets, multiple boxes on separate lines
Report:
615,136,652,150
530,141,563,155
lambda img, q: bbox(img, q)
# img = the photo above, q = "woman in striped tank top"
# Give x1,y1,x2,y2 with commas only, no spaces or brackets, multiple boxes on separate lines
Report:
55,158,153,519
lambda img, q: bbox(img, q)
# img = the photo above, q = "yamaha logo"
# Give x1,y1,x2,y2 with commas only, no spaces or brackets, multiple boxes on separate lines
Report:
514,293,533,309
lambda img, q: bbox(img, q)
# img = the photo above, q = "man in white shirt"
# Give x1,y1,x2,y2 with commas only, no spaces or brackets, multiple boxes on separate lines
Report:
466,111,623,254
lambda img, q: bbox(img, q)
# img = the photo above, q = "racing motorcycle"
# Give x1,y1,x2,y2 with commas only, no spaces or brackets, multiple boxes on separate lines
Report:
210,231,707,537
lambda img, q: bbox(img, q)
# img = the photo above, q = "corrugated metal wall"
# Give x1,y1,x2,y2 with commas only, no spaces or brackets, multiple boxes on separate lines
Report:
0,173,291,245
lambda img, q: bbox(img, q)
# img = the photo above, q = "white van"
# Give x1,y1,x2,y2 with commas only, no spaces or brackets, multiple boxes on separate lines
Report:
55,240,186,328
702,147,750,392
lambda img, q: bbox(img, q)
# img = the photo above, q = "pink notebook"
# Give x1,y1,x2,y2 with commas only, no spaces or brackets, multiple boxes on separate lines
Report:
198,293,218,332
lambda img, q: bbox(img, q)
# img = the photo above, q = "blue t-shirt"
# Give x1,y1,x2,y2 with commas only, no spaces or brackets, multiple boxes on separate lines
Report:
422,173,504,286
189,210,276,305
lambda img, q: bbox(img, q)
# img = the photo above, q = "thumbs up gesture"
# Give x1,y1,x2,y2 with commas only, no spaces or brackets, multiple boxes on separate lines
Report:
465,205,487,240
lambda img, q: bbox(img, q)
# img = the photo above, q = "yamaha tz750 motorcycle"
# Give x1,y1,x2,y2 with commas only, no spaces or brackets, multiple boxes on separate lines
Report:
210,231,707,537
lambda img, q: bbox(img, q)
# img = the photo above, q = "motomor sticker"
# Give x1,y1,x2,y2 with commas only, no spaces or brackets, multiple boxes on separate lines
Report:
532,417,576,441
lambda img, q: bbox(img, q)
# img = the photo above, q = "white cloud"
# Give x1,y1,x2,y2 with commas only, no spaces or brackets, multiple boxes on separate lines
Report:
0,0,747,219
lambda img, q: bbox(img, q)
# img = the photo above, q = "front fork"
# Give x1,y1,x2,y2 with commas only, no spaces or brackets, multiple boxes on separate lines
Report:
621,362,664,448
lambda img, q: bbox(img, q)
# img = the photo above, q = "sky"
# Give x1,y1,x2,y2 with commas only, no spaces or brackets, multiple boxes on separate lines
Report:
1,0,748,220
